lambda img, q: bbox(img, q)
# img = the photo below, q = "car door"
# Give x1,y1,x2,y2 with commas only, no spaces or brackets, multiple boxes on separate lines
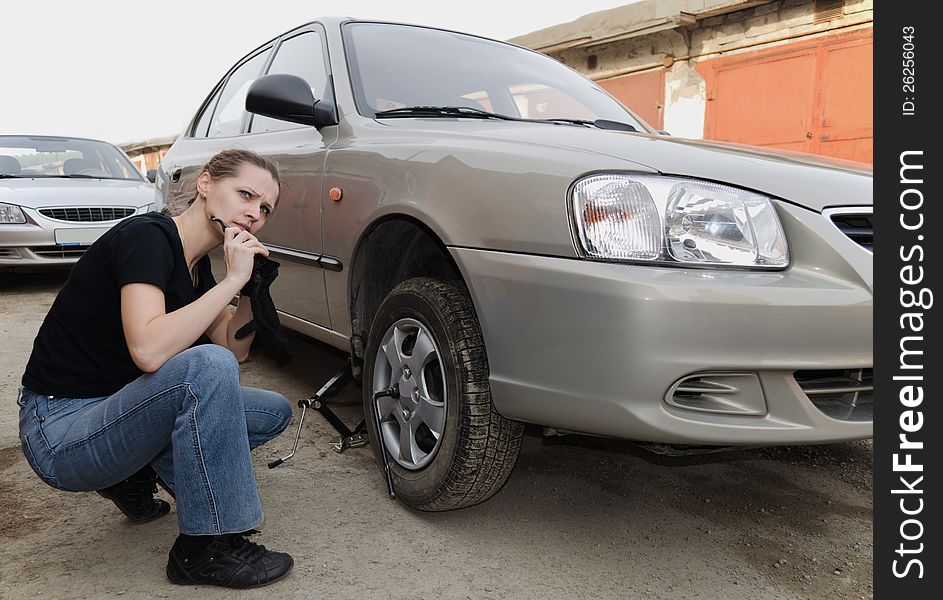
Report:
243,25,337,329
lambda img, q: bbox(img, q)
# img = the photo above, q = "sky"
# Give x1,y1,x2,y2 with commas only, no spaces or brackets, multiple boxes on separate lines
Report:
1,0,638,146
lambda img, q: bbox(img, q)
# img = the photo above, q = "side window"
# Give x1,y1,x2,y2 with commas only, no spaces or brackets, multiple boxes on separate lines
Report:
250,31,330,134
191,87,222,138
207,49,271,138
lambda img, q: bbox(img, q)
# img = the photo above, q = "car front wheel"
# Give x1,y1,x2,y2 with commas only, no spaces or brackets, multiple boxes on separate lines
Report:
363,277,524,511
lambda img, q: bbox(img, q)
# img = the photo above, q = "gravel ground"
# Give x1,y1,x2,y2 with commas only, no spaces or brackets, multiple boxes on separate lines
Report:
0,270,873,600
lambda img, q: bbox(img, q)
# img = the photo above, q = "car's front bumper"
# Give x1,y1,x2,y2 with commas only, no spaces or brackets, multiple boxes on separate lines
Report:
450,202,872,445
0,223,89,266
0,208,147,267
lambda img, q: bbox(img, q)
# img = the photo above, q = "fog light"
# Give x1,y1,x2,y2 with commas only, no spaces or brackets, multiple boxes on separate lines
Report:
665,372,766,415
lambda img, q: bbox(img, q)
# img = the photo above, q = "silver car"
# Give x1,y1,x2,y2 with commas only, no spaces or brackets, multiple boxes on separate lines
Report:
159,19,873,510
1,135,157,270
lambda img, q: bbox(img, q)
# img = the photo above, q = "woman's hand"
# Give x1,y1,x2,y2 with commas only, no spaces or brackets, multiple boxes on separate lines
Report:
223,226,270,286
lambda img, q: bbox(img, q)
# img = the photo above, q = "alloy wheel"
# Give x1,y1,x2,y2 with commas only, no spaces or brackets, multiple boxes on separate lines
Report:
372,317,447,470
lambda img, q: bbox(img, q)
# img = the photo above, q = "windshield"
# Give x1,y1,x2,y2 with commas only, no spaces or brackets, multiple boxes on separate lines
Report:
344,23,649,130
0,135,143,180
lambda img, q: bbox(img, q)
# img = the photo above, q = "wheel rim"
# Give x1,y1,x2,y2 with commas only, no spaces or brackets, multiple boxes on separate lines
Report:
372,317,447,470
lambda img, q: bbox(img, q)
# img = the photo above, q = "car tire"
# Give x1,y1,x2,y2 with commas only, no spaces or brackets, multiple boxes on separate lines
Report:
363,277,524,511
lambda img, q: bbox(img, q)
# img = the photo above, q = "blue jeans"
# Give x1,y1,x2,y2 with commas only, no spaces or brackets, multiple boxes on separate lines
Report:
18,345,292,535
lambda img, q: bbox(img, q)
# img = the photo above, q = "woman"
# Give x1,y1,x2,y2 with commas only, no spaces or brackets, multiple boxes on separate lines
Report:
18,149,295,588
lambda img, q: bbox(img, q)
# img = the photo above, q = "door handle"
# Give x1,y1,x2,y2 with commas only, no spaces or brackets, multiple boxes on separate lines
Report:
171,167,182,183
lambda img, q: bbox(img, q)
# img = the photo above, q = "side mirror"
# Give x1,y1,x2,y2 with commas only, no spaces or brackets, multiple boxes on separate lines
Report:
246,74,338,129
146,169,157,183
656,130,671,136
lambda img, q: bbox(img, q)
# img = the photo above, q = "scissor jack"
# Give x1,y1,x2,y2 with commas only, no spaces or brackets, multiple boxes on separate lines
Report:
268,364,396,498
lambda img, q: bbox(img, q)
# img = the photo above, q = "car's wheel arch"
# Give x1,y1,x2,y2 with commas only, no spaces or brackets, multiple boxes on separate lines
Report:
347,214,469,379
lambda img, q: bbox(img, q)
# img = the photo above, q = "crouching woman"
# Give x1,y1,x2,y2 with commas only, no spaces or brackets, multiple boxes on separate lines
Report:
18,149,295,588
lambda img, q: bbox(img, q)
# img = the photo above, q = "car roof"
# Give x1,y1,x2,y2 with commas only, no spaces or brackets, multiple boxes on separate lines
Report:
275,17,533,53
0,134,117,147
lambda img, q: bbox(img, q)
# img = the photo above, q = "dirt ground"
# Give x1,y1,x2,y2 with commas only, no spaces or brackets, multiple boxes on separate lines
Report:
0,270,873,600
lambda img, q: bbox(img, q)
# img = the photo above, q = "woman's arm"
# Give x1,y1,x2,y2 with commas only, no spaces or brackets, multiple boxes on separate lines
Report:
121,277,245,373
204,295,256,362
122,226,267,372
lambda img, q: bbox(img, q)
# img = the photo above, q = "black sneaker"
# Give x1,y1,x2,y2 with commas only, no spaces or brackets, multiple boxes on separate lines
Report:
166,530,294,588
96,465,171,524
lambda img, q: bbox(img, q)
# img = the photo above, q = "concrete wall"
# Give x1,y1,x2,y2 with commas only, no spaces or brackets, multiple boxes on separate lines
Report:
545,0,872,137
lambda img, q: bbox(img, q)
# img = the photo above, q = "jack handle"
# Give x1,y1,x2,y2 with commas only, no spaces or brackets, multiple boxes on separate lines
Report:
268,366,353,468
372,385,399,498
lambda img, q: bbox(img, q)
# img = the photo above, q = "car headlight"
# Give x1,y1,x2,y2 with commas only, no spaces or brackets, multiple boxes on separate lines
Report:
570,173,788,268
0,203,27,224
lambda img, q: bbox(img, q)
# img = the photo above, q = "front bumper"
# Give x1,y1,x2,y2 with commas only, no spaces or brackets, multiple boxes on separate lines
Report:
0,222,87,266
0,207,146,267
450,202,872,445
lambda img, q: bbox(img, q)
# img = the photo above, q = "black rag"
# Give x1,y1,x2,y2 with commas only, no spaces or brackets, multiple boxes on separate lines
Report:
234,255,289,357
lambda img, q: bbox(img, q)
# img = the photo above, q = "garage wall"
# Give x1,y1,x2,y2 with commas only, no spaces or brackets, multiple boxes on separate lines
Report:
119,138,174,176
535,0,873,163
698,28,872,161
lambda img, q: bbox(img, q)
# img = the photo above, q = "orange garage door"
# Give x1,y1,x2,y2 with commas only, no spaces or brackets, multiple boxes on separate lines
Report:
597,69,665,130
697,28,872,163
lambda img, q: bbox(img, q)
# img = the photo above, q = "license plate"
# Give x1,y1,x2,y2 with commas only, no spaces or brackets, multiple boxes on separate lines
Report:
54,227,109,246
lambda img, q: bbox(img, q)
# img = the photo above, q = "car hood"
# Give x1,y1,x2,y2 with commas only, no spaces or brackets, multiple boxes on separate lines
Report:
378,120,873,212
0,178,157,209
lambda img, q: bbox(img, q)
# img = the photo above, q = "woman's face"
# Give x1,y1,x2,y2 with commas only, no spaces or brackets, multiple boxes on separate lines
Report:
198,164,279,236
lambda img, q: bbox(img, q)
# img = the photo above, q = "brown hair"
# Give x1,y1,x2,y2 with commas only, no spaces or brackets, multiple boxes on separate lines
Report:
163,148,282,216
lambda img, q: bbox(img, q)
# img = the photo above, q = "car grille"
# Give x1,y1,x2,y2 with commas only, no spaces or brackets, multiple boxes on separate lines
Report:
39,207,136,222
828,212,873,251
794,368,872,422
29,245,88,259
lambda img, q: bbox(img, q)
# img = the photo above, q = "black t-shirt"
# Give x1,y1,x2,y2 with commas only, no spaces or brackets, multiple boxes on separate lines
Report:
22,213,216,398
